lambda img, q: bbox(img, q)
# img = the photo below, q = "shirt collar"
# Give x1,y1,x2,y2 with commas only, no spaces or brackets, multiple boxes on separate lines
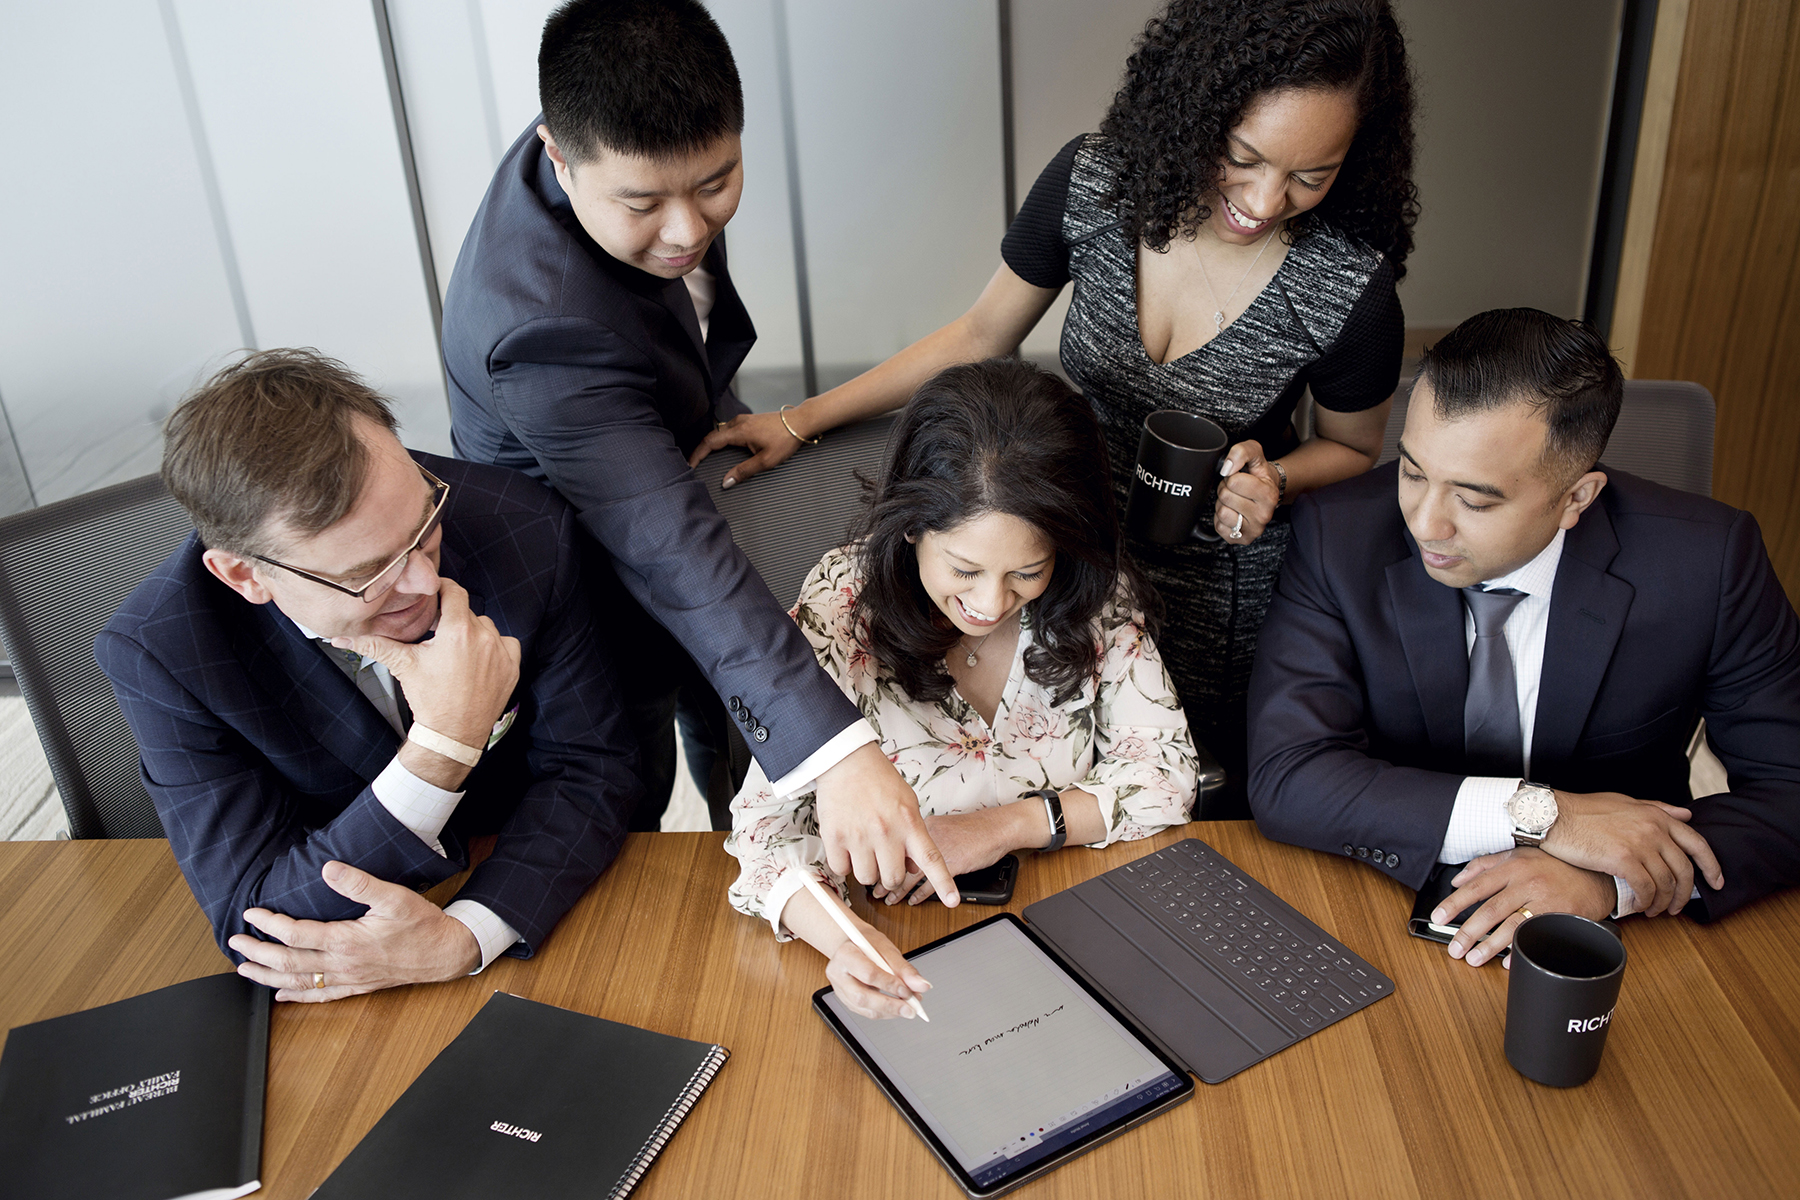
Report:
285,613,374,668
1478,527,1566,598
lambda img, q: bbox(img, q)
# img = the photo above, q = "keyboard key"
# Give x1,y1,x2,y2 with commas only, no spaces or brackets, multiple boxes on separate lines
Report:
1270,989,1290,1004
1298,1012,1321,1028
1285,1002,1304,1014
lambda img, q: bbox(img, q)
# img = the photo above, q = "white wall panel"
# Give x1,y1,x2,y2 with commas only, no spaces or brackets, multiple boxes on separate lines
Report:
1393,0,1622,325
0,0,244,504
707,0,803,386
174,0,449,452
784,0,1006,371
1010,0,1161,363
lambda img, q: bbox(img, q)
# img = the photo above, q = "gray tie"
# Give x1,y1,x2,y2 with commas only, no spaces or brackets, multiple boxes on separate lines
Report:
1463,587,1528,776
320,643,412,736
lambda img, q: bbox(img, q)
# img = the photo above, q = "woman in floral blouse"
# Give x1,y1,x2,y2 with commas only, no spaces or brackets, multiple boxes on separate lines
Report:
726,358,1201,1019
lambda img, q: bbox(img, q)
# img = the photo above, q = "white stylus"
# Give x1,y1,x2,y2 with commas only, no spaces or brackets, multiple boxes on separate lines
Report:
799,875,930,1022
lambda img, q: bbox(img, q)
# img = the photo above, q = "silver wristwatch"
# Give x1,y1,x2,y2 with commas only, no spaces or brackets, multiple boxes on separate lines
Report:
1504,782,1559,848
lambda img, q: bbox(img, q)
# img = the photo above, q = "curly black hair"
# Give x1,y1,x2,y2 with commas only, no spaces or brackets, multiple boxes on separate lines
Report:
851,359,1161,709
1098,0,1419,277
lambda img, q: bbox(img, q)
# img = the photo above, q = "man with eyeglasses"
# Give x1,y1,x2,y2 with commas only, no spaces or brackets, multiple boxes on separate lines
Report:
97,349,640,1002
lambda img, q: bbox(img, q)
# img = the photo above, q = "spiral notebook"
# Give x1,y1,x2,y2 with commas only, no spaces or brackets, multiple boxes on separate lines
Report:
312,992,727,1199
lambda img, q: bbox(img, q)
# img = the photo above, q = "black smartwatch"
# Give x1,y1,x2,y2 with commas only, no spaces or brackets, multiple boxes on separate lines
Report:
1024,788,1066,853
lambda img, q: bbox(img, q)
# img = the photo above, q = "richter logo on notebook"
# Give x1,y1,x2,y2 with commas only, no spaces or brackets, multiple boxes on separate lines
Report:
490,1121,542,1143
64,1070,181,1125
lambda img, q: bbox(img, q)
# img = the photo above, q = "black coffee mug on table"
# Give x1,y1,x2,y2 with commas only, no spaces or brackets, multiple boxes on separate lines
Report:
1504,912,1626,1087
1125,410,1230,545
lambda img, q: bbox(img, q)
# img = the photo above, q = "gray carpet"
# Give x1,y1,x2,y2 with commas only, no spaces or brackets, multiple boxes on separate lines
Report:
0,689,67,840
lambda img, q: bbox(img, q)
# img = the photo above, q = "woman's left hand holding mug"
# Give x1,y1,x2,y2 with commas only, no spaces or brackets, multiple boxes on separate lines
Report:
1214,440,1281,544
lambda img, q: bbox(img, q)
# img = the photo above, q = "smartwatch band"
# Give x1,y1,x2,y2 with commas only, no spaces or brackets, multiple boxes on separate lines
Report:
1026,788,1067,853
407,722,483,767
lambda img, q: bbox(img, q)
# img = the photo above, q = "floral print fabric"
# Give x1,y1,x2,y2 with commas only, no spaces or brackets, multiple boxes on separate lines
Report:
726,545,1201,938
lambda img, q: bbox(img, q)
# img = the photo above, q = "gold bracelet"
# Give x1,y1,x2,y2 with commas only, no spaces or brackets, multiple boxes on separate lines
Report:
778,405,821,446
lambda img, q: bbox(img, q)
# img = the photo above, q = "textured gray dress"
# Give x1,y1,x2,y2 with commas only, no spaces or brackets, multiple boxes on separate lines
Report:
1003,134,1403,789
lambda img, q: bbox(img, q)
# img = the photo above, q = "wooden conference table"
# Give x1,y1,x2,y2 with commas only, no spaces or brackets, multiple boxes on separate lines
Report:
2,826,1797,1199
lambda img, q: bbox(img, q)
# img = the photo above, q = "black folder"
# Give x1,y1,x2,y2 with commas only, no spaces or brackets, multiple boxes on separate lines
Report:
0,972,270,1200
313,991,728,1199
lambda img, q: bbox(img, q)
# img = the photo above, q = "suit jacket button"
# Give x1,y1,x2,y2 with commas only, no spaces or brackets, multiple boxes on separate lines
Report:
1356,846,1369,858
1371,848,1384,861
1342,844,1355,856
1385,853,1399,868
753,725,769,743
738,708,755,726
728,696,741,713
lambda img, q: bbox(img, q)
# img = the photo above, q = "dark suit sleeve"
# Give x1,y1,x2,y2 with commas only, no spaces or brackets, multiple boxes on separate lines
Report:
96,629,462,955
1684,509,1800,921
485,316,863,779
1246,494,1462,889
449,500,635,954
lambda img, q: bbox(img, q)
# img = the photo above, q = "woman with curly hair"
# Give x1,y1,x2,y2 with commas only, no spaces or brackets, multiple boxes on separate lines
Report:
726,359,1199,1019
695,0,1416,810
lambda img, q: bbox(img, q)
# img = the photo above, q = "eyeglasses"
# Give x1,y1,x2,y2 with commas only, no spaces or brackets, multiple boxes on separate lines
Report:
254,466,450,603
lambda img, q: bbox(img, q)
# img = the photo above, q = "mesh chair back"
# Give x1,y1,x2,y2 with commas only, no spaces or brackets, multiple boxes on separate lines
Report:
1377,378,1715,498
693,414,901,609
0,475,192,838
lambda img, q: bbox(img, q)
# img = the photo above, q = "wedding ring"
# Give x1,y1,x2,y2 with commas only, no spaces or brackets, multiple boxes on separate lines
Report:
1516,908,1534,922
313,971,326,989
1229,512,1245,539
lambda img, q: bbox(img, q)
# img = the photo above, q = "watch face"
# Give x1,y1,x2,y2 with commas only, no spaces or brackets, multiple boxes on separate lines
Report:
1507,788,1558,833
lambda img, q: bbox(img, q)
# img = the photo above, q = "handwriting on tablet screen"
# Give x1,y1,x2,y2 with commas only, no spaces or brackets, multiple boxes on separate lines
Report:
959,1005,1065,1056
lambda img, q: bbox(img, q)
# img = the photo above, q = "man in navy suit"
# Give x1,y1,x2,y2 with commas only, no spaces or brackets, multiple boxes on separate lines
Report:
443,0,959,904
1248,309,1800,967
98,350,640,1002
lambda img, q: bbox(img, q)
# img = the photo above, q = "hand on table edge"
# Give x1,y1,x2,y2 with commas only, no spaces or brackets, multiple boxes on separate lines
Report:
1537,788,1724,917
229,860,482,1002
1433,847,1615,968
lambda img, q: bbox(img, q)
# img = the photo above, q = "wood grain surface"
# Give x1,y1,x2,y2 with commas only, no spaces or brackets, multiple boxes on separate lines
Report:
2,829,1797,1199
1633,0,1800,604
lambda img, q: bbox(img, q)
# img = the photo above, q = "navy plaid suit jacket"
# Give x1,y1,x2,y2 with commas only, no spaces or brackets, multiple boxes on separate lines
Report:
96,452,641,958
441,120,862,778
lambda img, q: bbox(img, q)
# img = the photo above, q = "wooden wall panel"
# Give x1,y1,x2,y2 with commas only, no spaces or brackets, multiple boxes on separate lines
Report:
1634,0,1800,603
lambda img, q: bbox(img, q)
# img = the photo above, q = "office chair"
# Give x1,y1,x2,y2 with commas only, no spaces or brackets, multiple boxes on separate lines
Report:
693,410,1228,816
1377,378,1716,498
0,474,191,838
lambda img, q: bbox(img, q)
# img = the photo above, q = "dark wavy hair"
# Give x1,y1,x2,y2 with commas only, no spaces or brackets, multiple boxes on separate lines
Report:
851,359,1160,708
1099,0,1419,276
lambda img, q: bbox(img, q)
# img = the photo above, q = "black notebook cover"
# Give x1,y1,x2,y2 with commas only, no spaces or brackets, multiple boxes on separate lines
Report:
0,972,270,1200
313,992,728,1199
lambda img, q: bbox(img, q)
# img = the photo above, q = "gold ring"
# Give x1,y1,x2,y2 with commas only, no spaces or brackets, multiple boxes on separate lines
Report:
313,971,326,989
1516,908,1534,922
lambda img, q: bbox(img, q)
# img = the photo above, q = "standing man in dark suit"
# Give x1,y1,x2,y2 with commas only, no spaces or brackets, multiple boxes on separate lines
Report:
1248,309,1800,967
443,0,959,904
98,350,641,1002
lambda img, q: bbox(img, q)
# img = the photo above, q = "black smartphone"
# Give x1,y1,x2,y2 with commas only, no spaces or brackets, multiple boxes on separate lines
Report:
953,854,1019,905
1407,862,1476,944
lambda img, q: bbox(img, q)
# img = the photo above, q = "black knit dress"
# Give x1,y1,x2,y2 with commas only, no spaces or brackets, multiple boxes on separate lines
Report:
1003,134,1404,797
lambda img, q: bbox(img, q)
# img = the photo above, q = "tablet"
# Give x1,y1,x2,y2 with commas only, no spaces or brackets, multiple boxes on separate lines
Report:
814,914,1193,1198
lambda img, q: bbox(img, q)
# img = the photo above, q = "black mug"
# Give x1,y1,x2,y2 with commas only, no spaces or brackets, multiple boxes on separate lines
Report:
1504,913,1627,1087
1125,411,1229,544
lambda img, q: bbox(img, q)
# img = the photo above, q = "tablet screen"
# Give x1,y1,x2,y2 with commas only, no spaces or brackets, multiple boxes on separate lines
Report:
818,916,1188,1192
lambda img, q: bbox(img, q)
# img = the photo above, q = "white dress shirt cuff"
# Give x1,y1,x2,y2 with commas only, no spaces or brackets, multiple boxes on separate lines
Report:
372,757,465,857
1611,877,1701,919
763,865,816,942
1438,776,1522,864
765,719,879,799
443,900,522,972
